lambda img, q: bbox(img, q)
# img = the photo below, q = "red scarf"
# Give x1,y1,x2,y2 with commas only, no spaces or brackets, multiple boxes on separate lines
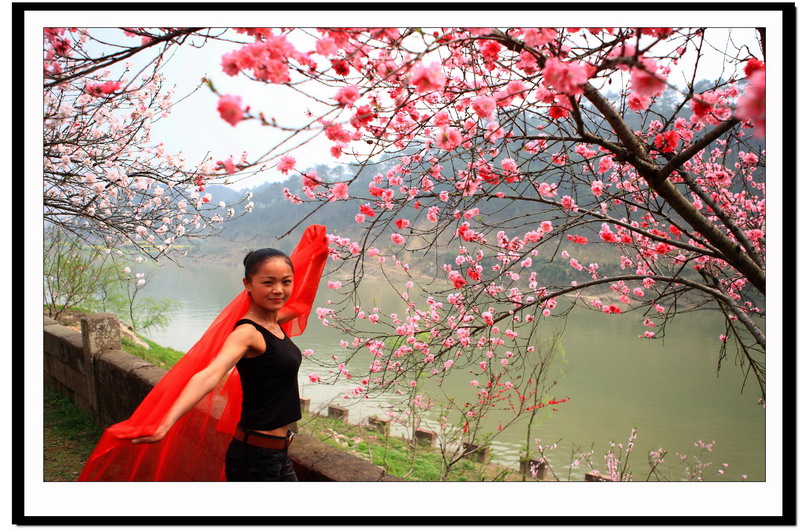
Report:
79,225,328,481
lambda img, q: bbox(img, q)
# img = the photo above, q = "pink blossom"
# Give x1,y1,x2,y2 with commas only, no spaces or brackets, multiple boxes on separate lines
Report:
334,84,360,106
302,170,320,190
410,61,446,93
735,69,766,138
739,151,759,165
433,111,450,127
330,182,349,201
521,28,558,47
217,94,245,126
501,158,518,175
654,242,670,254
537,182,558,198
315,37,337,56
627,92,651,112
691,93,715,119
218,157,236,175
449,270,467,289
277,155,296,174
221,51,241,76
540,220,553,233
484,122,505,143
479,39,502,62
471,96,497,118
743,58,765,77
630,59,666,98
308,372,321,383
391,233,405,245
542,57,593,96
324,123,352,144
655,130,680,153
597,156,614,174
591,180,605,196
435,127,463,151
517,51,539,74
101,80,122,94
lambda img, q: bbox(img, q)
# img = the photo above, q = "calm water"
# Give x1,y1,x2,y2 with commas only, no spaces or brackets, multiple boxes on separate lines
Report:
138,261,766,481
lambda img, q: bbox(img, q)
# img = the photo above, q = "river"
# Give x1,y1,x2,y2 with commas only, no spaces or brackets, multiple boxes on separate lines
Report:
137,260,766,481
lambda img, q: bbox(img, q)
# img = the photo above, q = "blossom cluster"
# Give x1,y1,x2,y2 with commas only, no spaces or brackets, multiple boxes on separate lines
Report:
208,27,768,421
44,28,252,260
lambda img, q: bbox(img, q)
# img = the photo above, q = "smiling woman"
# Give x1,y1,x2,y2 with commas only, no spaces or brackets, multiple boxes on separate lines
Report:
78,225,329,481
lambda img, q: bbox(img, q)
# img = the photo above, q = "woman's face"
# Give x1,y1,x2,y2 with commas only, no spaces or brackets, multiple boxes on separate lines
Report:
244,258,294,312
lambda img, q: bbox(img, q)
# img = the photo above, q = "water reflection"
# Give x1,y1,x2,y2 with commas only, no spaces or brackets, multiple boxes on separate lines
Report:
139,261,766,481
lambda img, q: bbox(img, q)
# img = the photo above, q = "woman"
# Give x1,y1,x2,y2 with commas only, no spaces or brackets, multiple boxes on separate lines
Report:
79,225,328,481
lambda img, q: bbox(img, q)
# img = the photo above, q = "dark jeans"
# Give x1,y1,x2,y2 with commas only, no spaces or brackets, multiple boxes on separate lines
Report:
225,438,298,482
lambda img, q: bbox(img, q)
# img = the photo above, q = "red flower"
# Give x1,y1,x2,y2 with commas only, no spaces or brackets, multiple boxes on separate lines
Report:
332,60,350,76
217,94,245,126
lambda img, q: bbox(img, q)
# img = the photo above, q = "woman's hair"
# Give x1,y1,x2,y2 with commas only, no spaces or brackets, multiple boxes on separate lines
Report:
243,248,293,279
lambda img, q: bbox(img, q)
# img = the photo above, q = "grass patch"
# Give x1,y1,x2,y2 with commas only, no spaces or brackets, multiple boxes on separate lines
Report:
298,413,527,482
43,386,104,481
47,307,185,369
121,336,184,369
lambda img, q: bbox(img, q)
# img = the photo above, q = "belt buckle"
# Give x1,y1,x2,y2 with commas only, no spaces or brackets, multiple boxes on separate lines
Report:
286,430,295,447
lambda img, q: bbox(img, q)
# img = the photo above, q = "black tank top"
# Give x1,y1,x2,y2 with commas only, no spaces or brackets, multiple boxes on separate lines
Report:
234,319,302,431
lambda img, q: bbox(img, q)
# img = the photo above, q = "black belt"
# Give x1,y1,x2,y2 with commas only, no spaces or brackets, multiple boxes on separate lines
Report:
233,427,294,450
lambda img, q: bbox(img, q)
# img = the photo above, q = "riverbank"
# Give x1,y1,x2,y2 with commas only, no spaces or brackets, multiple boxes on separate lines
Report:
43,385,530,482
44,310,531,482
46,308,765,482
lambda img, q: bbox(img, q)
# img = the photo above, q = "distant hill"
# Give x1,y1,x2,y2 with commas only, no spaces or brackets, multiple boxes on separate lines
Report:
182,81,762,288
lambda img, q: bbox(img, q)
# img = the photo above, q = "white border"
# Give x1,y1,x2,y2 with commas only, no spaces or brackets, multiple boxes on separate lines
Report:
21,4,787,523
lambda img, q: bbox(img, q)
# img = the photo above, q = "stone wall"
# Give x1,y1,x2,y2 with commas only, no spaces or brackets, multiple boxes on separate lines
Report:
43,313,400,482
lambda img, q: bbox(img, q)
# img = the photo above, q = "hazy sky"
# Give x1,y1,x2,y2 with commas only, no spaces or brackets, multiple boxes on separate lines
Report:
145,31,337,190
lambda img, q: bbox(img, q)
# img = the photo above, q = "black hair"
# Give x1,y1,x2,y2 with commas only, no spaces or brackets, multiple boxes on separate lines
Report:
243,248,293,280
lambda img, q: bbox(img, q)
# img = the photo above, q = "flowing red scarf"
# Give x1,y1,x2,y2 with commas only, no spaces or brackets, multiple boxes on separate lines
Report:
78,225,328,481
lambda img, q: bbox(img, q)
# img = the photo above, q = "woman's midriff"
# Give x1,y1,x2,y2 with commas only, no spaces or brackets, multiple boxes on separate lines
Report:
253,424,291,438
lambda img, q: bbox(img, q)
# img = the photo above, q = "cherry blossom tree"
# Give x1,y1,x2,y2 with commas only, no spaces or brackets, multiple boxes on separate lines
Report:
209,27,767,409
43,27,255,261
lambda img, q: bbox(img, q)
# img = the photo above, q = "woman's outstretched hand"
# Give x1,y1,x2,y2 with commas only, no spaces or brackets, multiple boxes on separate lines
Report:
131,425,170,444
